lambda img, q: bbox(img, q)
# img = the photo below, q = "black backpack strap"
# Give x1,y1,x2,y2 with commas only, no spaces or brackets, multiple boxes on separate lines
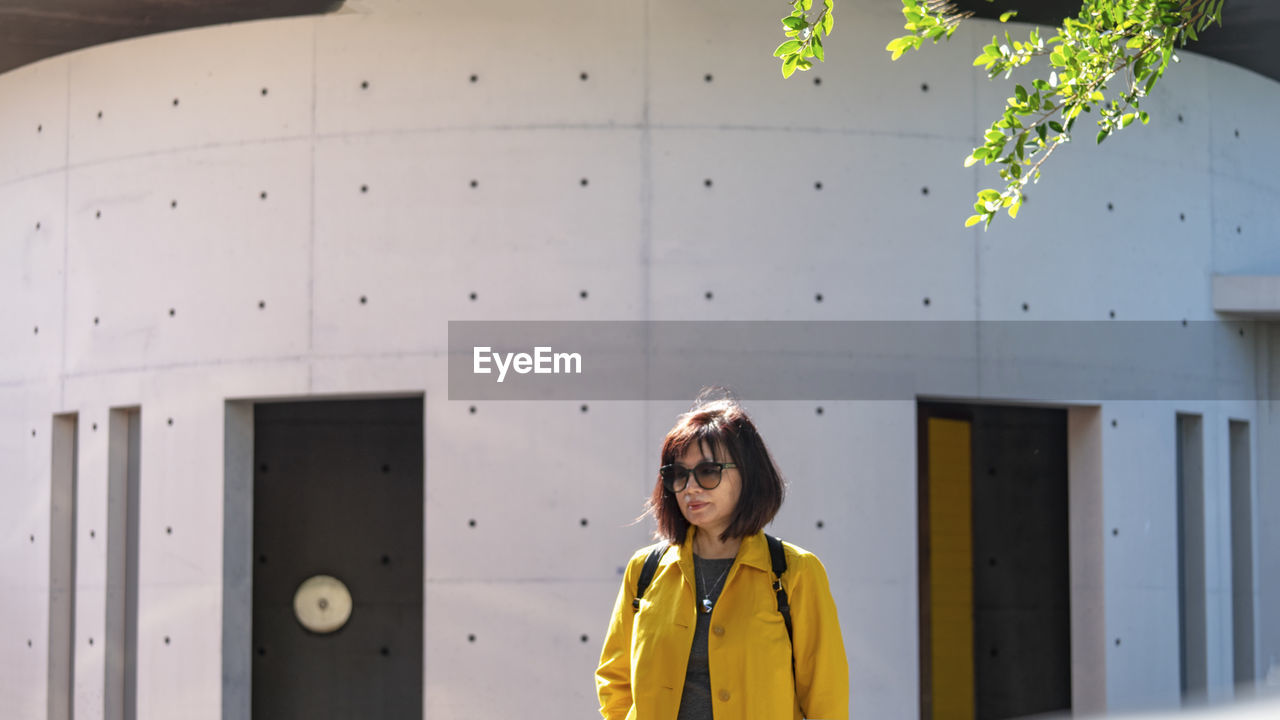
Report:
632,543,668,610
766,533,796,680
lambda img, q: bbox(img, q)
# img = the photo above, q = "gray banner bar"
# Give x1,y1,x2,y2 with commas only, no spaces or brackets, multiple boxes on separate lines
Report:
447,321,1258,401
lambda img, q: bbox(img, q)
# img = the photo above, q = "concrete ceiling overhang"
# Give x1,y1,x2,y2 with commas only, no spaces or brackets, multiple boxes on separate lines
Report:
0,0,344,76
0,2,1274,84
956,0,1280,84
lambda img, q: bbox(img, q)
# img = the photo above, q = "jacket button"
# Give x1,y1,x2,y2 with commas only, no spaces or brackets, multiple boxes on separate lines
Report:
719,690,731,702
712,625,725,636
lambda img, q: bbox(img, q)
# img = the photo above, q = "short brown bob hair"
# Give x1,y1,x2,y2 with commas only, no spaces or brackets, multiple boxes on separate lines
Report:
648,391,785,544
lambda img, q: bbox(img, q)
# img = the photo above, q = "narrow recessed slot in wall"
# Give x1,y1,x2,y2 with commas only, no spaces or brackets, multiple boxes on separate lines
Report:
105,408,140,720
48,413,78,720
1176,413,1206,703
1229,419,1255,691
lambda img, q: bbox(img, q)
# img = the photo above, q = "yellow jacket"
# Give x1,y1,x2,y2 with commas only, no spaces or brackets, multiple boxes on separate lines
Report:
596,528,848,720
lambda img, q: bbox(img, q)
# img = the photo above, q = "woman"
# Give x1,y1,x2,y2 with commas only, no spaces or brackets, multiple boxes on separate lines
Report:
596,394,848,720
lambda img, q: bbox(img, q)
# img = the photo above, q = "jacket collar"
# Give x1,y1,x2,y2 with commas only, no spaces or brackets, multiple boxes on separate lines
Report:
668,527,771,573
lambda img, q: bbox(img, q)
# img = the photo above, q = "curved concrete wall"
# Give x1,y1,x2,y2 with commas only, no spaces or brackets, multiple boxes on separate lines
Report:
0,0,1277,718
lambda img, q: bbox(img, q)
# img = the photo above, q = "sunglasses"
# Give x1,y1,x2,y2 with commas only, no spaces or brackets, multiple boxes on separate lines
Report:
659,461,737,493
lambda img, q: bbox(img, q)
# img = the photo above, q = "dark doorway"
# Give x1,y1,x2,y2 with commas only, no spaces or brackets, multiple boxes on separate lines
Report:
918,402,1072,720
252,398,423,719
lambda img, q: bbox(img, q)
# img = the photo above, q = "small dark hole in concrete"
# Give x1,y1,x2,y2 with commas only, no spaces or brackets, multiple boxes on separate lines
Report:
816,520,824,528
1111,419,1118,427
360,184,368,193
580,518,589,527
580,290,588,299
258,301,265,309
1109,310,1116,318
469,74,478,83
469,292,477,301
580,178,589,187
261,88,269,96
470,180,478,188
172,98,179,107
164,636,171,645
468,634,476,642
469,406,477,414
169,308,175,317
921,82,929,92
381,555,391,565
361,81,369,89
580,72,589,81
468,519,477,527
923,298,931,306
704,73,713,82
1021,303,1029,312
260,191,268,200
382,464,391,473
815,293,823,302
580,404,589,413
815,407,824,415
705,291,714,300
359,296,367,305
166,526,173,535
581,634,589,643
259,554,267,564
380,647,390,656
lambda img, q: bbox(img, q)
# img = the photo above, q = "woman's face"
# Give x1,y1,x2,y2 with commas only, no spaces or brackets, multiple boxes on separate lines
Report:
674,440,741,539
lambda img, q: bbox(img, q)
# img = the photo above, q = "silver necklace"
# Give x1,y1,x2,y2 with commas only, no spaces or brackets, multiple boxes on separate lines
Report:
698,558,732,614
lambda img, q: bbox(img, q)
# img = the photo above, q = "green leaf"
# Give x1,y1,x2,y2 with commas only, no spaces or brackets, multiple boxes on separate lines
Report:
822,13,834,35
813,33,825,61
775,40,801,57
783,54,800,78
782,17,808,30
965,214,984,228
999,10,1018,22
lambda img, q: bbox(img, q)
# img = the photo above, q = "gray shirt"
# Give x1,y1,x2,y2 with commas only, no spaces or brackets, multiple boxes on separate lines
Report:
676,555,735,720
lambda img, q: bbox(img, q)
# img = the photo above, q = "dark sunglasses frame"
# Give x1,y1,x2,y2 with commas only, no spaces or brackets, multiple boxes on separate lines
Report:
659,461,737,493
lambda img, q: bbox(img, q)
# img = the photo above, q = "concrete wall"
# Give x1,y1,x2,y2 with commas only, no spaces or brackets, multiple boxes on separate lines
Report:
0,0,1277,717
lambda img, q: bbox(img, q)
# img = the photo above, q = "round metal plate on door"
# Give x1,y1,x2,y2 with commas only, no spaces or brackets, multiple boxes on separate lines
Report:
293,575,353,634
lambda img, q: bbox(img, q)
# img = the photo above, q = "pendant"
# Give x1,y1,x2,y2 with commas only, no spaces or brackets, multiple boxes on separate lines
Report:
701,598,713,614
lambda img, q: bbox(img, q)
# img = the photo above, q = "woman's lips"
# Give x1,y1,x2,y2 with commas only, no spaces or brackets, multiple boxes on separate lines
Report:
687,501,708,511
